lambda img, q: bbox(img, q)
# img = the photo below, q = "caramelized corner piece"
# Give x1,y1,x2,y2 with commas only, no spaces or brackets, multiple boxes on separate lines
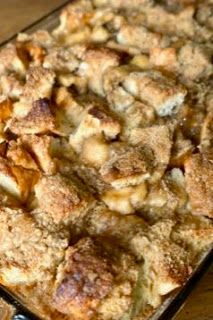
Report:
52,237,140,320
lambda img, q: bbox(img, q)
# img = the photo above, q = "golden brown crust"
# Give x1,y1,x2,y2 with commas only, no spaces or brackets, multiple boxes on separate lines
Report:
130,125,173,182
141,5,211,41
123,70,187,116
78,48,120,96
0,74,23,99
34,174,94,225
20,134,56,174
53,238,114,319
116,24,166,54
0,207,68,285
53,236,140,320
184,152,213,218
0,44,27,76
0,156,39,202
22,66,55,102
100,143,153,187
69,103,121,152
7,140,38,171
8,98,56,135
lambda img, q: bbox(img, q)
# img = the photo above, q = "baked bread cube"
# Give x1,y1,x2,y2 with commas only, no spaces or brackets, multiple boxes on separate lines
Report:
78,48,120,96
8,98,57,135
0,44,27,76
130,125,173,182
123,70,186,116
0,73,23,100
100,143,153,188
7,140,38,171
20,135,56,174
52,237,141,320
21,66,55,102
0,156,39,202
34,174,94,225
150,43,213,81
184,152,213,218
0,207,68,285
142,5,211,41
69,104,121,152
116,24,167,54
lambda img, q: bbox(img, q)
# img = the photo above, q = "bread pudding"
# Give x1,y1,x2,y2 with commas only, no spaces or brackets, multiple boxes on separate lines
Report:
0,0,212,319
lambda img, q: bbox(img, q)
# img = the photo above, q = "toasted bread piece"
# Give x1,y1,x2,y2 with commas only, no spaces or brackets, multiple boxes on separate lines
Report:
22,66,55,102
17,30,55,49
44,47,79,73
0,44,27,76
172,214,213,260
69,104,121,152
78,48,120,96
34,174,94,225
84,202,148,241
116,24,167,54
150,43,213,81
130,125,172,182
0,207,68,285
131,221,192,299
20,135,56,174
184,152,213,218
53,237,140,320
100,143,153,188
123,70,186,116
54,0,93,35
0,156,39,202
178,43,212,80
0,74,23,100
7,140,38,171
142,5,211,41
8,98,56,135
81,135,110,168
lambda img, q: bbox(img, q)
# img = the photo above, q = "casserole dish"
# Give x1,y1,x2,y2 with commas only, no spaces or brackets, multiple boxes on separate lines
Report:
0,1,212,319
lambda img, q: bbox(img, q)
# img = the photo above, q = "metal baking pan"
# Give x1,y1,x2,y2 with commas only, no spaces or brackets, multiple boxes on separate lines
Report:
0,2,212,319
